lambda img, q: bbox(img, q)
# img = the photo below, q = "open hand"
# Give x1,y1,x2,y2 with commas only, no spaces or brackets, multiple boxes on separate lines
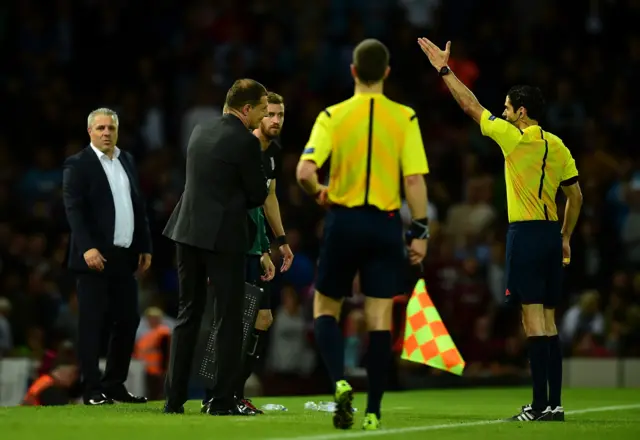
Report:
417,37,451,71
279,244,294,272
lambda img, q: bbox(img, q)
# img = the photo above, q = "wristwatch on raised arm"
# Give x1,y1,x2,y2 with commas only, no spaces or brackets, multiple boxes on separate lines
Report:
438,66,451,77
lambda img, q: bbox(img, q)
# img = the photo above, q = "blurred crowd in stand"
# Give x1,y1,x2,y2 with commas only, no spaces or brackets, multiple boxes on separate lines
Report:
1,0,639,397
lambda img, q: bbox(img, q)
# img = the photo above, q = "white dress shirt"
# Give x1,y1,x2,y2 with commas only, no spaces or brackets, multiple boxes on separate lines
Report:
90,144,135,248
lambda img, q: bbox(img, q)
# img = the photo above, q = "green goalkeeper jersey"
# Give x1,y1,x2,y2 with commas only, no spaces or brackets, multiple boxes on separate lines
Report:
248,207,270,256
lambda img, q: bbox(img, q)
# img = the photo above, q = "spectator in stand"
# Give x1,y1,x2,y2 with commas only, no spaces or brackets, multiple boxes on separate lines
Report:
561,290,605,351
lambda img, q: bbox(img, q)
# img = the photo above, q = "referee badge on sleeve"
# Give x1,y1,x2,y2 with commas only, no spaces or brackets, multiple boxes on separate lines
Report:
488,115,497,121
303,147,315,154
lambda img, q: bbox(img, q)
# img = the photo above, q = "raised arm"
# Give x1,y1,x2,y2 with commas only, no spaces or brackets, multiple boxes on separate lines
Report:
417,38,485,124
418,38,522,156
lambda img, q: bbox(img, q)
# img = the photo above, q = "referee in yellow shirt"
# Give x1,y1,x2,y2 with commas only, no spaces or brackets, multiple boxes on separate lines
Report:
417,38,583,422
296,39,430,431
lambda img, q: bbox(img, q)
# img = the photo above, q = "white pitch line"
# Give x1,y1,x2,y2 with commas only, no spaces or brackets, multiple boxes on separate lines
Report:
268,404,640,440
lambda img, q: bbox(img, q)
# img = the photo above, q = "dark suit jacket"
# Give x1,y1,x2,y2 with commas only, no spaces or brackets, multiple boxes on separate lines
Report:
62,146,152,271
163,114,268,254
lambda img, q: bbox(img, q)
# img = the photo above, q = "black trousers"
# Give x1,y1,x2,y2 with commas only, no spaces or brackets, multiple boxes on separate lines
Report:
165,243,245,409
75,247,140,400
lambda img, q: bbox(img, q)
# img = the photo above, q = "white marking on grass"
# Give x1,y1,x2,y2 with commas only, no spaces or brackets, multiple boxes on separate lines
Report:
269,404,640,440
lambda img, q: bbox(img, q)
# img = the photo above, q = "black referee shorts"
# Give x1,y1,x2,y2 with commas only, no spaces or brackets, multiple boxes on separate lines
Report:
505,220,563,308
245,254,270,309
316,205,405,300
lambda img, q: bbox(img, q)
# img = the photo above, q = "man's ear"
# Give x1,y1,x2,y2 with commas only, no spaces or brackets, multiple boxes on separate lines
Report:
518,107,526,120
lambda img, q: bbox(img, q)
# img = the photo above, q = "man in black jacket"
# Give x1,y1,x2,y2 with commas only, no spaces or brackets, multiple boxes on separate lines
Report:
62,107,152,406
162,79,269,415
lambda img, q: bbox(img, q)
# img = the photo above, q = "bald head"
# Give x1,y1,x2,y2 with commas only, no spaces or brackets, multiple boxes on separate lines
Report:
223,79,268,130
224,79,268,111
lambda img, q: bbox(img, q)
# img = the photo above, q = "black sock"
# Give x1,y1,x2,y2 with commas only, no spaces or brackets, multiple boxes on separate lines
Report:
528,336,549,411
366,331,392,419
314,315,344,387
236,329,267,398
548,335,562,408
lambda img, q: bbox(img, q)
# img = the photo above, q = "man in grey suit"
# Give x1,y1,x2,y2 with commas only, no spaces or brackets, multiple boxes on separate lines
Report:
162,79,269,415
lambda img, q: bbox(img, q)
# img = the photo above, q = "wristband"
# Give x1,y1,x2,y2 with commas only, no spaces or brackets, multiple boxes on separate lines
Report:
275,235,287,246
408,218,430,241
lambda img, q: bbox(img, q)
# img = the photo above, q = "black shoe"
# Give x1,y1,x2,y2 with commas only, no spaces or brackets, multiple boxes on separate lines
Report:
549,406,565,421
232,402,257,416
507,405,550,422
84,393,115,406
237,397,263,415
203,402,234,416
203,401,257,416
163,404,184,414
105,389,148,404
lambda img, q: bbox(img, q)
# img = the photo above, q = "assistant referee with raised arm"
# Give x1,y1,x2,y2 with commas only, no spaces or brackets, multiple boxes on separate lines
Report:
296,38,430,431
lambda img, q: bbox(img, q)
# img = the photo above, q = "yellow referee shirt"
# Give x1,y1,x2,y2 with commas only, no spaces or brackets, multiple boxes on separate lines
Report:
479,109,579,223
300,93,429,211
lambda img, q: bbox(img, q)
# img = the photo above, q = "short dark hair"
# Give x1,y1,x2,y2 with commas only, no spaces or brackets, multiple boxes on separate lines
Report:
224,79,268,110
353,39,390,84
267,92,284,106
507,85,545,121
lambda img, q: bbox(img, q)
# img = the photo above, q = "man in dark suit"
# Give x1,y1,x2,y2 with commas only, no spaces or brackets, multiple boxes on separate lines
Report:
162,79,269,415
62,107,152,406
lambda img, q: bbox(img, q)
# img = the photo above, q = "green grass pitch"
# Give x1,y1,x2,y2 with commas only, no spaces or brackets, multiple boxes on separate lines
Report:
1,388,638,439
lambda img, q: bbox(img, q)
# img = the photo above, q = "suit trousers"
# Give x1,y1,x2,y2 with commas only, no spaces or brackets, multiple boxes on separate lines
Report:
165,243,245,409
75,247,140,400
